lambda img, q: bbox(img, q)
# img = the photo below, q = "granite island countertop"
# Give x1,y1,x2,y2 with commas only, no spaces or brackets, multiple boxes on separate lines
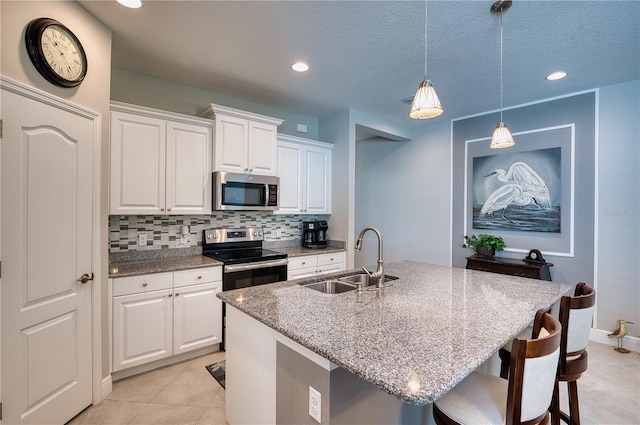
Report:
217,261,571,405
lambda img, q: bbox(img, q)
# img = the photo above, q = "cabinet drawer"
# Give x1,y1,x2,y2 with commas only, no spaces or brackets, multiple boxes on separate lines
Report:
317,251,345,267
287,255,318,271
173,267,222,288
113,272,173,297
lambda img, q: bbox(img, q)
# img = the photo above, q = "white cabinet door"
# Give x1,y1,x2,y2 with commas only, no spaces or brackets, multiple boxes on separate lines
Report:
166,121,212,214
248,121,278,175
214,114,249,173
276,141,304,213
173,282,222,354
112,289,173,372
110,111,166,215
304,145,332,214
276,135,332,214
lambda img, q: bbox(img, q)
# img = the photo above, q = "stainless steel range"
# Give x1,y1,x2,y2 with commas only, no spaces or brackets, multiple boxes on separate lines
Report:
202,227,288,348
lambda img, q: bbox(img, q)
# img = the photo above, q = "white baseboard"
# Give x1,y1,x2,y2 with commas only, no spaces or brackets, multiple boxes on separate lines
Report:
100,375,112,401
591,328,640,353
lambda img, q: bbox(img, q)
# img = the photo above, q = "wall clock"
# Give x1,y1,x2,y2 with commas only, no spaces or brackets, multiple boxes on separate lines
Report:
24,18,88,88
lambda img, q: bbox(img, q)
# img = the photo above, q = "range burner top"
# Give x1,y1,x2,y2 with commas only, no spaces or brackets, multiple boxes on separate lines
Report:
202,227,287,265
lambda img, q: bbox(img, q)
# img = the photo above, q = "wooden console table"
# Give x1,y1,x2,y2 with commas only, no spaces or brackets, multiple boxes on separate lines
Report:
466,256,553,281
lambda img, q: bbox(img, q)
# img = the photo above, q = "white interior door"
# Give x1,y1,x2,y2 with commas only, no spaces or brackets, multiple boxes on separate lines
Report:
1,87,94,424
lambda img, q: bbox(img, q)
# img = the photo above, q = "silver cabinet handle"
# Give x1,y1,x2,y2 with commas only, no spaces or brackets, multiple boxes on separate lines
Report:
77,273,94,284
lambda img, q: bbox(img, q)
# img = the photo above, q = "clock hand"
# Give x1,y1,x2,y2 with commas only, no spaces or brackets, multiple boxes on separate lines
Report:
46,33,75,77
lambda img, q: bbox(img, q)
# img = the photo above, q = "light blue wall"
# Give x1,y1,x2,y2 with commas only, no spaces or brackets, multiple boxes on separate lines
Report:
597,79,640,331
111,68,319,139
354,120,451,268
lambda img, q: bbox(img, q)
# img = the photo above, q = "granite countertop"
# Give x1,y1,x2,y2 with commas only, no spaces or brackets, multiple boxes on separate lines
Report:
217,261,571,405
273,245,346,257
109,255,222,278
109,245,347,278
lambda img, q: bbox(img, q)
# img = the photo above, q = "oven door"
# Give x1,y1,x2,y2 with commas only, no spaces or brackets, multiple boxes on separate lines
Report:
223,258,288,291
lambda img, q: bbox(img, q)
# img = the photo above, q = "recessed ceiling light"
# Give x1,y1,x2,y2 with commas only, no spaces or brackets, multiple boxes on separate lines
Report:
291,62,309,73
546,71,567,81
116,0,142,9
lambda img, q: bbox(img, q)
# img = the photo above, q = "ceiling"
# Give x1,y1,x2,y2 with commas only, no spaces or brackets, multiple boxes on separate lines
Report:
78,0,640,128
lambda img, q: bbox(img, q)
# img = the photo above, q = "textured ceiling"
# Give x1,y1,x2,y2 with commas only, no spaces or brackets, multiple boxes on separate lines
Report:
79,0,640,127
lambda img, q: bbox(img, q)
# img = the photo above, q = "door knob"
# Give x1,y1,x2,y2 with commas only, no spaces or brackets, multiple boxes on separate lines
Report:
77,273,94,284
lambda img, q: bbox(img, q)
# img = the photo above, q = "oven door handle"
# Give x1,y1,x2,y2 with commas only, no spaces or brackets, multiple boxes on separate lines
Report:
224,258,289,273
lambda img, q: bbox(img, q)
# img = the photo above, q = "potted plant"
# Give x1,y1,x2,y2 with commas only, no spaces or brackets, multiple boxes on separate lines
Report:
463,234,506,258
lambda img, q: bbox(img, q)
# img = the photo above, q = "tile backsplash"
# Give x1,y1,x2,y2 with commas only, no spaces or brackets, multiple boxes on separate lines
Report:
109,212,326,253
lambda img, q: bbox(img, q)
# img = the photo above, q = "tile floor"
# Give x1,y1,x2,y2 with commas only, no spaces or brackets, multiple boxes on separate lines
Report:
67,341,639,425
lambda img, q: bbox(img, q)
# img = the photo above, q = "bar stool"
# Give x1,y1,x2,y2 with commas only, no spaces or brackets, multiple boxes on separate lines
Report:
433,309,561,425
498,283,595,425
551,282,595,425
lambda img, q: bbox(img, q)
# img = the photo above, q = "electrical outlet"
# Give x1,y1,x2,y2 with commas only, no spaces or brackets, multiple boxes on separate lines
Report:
309,386,321,423
137,234,147,246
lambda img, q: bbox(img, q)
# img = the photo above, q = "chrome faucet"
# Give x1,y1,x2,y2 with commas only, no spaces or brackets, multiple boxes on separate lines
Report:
354,226,385,289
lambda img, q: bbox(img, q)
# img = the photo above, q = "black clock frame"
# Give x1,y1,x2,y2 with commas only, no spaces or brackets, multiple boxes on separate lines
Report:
24,17,88,88
525,249,546,264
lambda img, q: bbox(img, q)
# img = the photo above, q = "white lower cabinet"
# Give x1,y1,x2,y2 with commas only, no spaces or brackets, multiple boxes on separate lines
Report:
112,267,222,372
287,252,346,280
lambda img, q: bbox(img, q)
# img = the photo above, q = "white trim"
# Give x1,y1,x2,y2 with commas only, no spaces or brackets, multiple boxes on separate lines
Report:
592,88,600,329
0,76,99,120
452,88,599,124
91,112,104,404
110,101,213,127
100,376,112,401
591,328,639,353
200,102,283,126
277,133,333,149
449,119,454,267
463,124,576,257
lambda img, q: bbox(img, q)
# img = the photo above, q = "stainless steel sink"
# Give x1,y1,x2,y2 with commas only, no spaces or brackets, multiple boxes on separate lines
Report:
302,280,358,294
337,273,399,287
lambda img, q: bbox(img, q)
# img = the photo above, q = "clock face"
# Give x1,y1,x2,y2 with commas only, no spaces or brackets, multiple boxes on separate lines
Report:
41,24,85,82
25,18,88,88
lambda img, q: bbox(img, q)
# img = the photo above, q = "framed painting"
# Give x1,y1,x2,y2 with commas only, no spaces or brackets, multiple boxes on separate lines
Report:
464,124,575,256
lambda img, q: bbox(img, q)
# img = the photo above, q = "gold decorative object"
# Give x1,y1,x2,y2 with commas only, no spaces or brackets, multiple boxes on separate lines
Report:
608,319,635,353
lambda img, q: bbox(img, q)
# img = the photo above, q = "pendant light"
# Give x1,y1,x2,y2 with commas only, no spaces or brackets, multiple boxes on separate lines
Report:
490,0,515,149
409,0,443,119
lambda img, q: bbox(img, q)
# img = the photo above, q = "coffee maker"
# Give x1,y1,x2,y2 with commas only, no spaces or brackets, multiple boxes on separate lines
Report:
302,220,328,249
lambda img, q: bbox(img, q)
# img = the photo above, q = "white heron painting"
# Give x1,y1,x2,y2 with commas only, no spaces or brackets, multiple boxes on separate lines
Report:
472,148,561,233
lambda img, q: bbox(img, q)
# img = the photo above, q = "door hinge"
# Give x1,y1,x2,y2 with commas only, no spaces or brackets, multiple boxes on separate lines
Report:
0,119,3,138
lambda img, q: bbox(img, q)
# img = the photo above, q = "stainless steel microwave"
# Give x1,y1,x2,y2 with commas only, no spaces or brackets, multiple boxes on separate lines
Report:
213,171,279,211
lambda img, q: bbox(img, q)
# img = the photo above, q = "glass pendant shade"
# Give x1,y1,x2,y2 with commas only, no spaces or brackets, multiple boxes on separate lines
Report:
409,78,443,119
490,121,515,149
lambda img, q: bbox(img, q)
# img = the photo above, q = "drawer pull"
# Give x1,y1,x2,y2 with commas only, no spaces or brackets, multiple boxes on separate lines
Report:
197,275,202,279
175,293,180,297
302,261,306,265
142,282,148,287
168,294,173,297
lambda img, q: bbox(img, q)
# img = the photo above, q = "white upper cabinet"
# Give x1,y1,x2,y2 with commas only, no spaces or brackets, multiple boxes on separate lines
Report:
276,134,333,215
201,103,283,176
110,102,212,215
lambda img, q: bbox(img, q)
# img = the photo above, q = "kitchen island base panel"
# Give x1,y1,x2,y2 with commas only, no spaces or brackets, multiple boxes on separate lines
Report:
277,342,429,424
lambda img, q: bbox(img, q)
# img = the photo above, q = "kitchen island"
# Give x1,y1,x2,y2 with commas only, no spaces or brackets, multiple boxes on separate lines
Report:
218,261,571,424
